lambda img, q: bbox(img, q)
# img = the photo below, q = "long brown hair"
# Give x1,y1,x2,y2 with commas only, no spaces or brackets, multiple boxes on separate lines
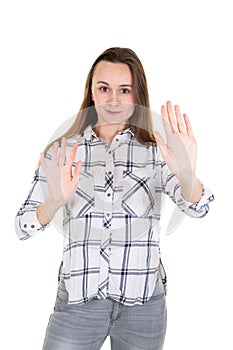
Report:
43,47,156,155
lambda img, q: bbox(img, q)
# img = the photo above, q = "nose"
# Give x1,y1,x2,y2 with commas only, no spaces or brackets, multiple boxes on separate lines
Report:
108,90,120,106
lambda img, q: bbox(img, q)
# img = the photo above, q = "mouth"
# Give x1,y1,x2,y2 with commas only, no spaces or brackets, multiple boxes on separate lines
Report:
105,109,121,115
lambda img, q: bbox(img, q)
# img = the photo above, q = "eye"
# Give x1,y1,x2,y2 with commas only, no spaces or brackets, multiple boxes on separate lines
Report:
99,86,110,93
120,88,131,94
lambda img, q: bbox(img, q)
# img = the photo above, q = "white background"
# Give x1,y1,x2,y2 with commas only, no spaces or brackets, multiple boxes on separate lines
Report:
0,0,232,349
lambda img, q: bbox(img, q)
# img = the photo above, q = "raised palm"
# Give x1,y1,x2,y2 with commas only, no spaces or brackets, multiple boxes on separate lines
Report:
40,137,82,206
154,101,197,178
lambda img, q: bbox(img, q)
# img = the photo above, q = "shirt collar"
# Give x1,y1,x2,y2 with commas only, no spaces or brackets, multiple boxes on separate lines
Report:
83,124,135,142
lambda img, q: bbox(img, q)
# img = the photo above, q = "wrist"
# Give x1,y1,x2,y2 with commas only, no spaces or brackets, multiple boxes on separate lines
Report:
176,171,197,181
177,173,203,203
44,198,65,218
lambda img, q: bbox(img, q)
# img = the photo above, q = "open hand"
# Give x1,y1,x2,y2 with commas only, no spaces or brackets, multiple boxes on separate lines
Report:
40,137,82,207
154,101,197,178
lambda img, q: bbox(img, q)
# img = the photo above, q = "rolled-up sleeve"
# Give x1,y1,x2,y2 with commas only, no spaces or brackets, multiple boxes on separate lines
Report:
15,161,50,240
159,151,214,218
172,184,215,218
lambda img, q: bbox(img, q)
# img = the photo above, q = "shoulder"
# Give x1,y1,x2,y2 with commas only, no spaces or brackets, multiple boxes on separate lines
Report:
66,132,85,148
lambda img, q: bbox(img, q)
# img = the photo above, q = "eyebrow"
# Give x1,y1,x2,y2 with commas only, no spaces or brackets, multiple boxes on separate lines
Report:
96,80,133,87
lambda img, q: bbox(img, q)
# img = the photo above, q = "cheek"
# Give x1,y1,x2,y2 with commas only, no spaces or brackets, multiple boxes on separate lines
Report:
128,104,136,116
127,93,136,104
92,91,106,104
123,102,135,118
91,87,98,102
91,89,95,101
125,94,136,108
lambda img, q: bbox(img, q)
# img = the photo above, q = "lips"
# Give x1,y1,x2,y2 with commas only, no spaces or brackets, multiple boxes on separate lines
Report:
105,109,121,114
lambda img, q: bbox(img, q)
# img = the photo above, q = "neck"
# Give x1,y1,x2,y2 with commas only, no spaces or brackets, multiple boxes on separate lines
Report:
93,123,130,142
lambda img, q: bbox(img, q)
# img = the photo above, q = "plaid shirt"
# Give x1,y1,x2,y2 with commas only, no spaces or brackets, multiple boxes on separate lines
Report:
15,124,214,306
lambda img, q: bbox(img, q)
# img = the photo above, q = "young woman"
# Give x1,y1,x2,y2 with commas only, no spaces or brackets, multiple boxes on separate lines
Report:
15,47,214,350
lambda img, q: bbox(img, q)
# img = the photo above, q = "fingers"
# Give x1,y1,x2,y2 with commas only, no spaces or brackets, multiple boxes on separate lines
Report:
59,137,67,166
153,130,170,164
51,137,67,167
44,138,79,170
174,105,186,134
161,104,173,136
66,142,78,167
40,152,47,172
153,130,165,145
52,141,59,166
166,101,179,133
162,101,190,135
73,160,82,185
183,113,193,136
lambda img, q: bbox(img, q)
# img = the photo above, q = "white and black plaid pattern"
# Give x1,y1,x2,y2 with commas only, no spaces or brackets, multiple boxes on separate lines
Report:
15,125,214,306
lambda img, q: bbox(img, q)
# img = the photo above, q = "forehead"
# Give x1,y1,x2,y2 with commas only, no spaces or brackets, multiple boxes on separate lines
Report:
92,61,132,84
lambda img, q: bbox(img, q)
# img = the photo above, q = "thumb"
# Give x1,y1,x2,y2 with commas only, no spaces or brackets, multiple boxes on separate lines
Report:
153,131,165,145
73,160,82,185
153,130,169,158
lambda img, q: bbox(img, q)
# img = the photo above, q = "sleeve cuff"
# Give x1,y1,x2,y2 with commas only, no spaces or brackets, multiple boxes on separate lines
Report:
20,208,49,237
177,185,215,217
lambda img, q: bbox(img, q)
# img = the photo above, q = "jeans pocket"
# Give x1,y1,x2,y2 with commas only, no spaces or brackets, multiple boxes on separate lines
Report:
53,262,69,311
53,277,69,312
159,259,167,296
57,277,68,301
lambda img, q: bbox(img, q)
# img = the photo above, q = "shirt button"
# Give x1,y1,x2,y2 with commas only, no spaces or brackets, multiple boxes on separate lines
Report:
107,193,111,197
31,225,35,229
106,213,110,217
23,224,27,228
116,138,119,142
108,171,112,175
108,151,112,154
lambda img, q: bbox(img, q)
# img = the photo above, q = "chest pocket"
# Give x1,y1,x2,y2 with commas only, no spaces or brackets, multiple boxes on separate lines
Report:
70,171,95,217
121,169,155,217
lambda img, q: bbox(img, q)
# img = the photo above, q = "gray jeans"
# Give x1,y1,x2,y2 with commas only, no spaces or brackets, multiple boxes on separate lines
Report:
42,275,167,350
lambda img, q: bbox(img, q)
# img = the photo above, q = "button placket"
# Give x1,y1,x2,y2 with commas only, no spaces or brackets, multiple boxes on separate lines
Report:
105,152,114,207
98,147,114,297
98,133,129,297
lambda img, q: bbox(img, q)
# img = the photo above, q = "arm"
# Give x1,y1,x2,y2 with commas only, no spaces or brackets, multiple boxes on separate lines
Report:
36,199,62,226
15,137,82,240
15,165,51,241
177,173,203,203
154,101,214,217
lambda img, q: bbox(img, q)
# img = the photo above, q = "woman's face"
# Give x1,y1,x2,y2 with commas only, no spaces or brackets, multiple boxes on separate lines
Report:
91,60,136,126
